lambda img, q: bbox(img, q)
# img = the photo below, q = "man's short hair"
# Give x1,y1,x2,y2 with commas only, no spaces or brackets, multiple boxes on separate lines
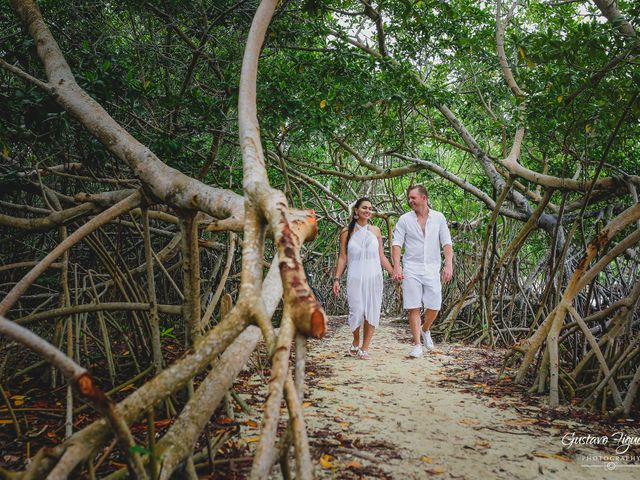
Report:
407,184,428,199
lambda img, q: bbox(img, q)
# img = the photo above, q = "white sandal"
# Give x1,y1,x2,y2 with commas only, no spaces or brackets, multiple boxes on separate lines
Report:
348,344,360,357
358,350,370,360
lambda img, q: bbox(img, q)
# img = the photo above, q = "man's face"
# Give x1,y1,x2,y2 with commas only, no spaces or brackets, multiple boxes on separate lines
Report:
407,190,427,211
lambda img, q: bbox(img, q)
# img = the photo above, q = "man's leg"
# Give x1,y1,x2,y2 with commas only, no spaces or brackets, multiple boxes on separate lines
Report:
420,309,438,349
421,275,442,332
421,309,439,332
408,308,422,346
420,276,442,350
403,276,424,357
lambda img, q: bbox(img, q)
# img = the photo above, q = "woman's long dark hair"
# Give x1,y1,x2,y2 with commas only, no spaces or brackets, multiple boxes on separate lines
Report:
346,197,371,246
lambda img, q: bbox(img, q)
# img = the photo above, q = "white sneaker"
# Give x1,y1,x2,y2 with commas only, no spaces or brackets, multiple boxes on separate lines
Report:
409,344,423,358
422,330,434,351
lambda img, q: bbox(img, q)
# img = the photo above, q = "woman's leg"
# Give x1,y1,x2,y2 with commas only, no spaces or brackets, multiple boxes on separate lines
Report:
352,326,361,347
361,320,375,351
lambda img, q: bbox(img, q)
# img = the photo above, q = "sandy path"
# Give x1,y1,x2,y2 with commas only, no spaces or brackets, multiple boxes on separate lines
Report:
300,317,639,479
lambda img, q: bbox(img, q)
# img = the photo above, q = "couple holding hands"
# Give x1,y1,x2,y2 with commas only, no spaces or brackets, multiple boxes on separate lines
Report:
332,185,453,360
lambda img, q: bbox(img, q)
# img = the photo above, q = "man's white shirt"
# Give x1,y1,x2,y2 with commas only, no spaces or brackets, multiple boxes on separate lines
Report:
392,209,452,276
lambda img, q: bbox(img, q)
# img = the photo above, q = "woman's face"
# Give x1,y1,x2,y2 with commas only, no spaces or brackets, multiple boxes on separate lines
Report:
355,201,373,221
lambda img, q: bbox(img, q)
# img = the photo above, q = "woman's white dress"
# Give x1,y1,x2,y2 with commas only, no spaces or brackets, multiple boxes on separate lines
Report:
347,225,383,331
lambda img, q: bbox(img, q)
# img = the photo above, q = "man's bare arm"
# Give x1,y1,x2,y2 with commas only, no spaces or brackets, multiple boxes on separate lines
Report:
392,245,403,281
442,244,453,283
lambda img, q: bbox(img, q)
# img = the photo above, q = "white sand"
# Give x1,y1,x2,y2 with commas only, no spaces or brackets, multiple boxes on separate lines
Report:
298,317,640,479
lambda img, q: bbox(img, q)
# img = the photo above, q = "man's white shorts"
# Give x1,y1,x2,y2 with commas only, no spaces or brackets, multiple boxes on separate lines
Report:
402,272,442,310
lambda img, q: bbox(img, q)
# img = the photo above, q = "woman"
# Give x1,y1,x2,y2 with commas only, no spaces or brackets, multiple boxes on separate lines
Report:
333,198,394,359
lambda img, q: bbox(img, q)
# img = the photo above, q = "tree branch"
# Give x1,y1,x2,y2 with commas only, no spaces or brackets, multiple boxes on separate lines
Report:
0,203,96,231
391,152,529,221
0,57,50,91
496,0,526,99
592,0,637,40
0,192,142,316
10,0,244,223
0,316,148,479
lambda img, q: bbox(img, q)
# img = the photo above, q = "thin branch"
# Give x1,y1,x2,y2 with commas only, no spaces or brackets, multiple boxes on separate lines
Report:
496,0,526,99
15,302,181,326
0,203,96,231
156,326,262,479
0,57,50,91
391,153,528,220
360,0,387,56
0,192,142,316
333,136,384,174
0,316,148,479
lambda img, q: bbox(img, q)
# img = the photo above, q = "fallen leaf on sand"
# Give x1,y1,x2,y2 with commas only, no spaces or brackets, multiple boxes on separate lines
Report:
533,452,572,462
458,418,480,426
319,454,334,469
245,437,260,443
242,420,258,428
303,401,313,408
420,455,433,464
555,454,573,462
427,466,446,475
474,440,491,449
345,460,362,468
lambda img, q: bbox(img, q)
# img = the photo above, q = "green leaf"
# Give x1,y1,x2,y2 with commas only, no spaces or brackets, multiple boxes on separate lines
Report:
128,444,149,455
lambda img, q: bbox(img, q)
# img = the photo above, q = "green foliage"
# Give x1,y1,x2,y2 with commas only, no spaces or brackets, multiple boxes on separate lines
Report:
2,0,638,269
160,327,176,339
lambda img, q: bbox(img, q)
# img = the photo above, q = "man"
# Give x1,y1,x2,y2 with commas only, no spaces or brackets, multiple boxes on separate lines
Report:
392,185,453,358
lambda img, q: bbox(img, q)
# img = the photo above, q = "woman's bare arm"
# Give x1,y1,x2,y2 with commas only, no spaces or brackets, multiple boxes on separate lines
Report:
374,227,394,275
333,228,348,295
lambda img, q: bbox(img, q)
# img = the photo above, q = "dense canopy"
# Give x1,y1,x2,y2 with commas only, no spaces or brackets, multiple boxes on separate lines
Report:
1,0,639,478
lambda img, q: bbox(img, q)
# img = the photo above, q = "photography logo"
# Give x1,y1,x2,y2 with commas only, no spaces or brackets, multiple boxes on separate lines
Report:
562,431,640,470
